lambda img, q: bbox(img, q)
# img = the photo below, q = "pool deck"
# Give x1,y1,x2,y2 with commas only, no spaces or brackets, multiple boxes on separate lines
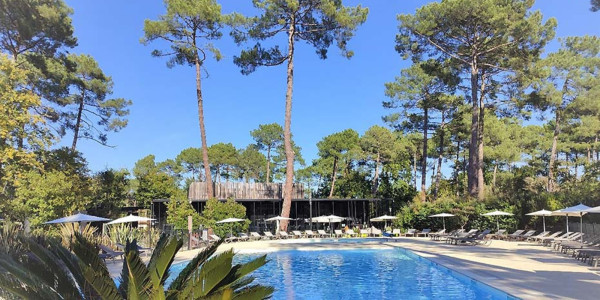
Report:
106,237,600,299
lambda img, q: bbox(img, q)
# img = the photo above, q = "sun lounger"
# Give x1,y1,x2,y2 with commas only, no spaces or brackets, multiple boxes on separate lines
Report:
371,228,382,237
404,229,417,237
392,229,401,237
513,230,536,241
292,231,304,238
453,229,492,246
224,234,238,243
305,230,318,238
534,231,564,243
99,245,124,261
447,229,478,244
209,234,221,242
490,229,506,239
317,229,329,237
559,236,600,254
263,232,276,239
435,229,462,242
526,231,549,242
551,232,583,249
116,243,151,256
238,233,250,242
345,229,358,237
334,229,344,238
278,231,290,239
504,230,524,241
250,232,263,240
417,229,431,237
429,229,446,240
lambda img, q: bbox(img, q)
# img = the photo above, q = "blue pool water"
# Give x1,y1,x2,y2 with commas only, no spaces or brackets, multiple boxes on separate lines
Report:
167,248,513,299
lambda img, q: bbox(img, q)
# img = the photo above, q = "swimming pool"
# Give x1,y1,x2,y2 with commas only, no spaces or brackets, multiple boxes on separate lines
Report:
167,248,514,299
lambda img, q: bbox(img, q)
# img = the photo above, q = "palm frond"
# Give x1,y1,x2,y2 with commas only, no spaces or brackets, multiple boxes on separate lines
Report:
181,249,234,298
124,249,152,299
71,234,120,300
118,239,139,296
167,239,222,291
147,234,182,290
212,255,269,293
232,285,274,300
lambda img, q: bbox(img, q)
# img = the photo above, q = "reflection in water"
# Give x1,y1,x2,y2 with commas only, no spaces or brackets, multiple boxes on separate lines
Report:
167,249,509,300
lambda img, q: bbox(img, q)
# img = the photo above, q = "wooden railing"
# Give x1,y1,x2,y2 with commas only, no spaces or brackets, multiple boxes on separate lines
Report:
188,182,305,200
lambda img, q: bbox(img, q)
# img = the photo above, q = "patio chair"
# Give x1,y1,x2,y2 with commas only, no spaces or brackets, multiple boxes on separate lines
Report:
490,229,506,239
559,236,600,255
278,231,290,239
224,234,238,243
263,232,276,239
238,233,250,242
250,232,263,241
209,234,221,242
360,229,369,237
334,229,344,238
526,231,549,242
504,230,525,241
371,227,382,237
305,230,318,238
513,230,537,241
116,243,151,256
447,229,478,244
539,231,572,245
453,229,492,246
404,229,417,237
292,231,304,238
345,229,358,237
392,229,402,237
417,229,431,237
532,231,562,243
317,229,329,237
99,245,124,262
550,232,583,249
429,229,446,240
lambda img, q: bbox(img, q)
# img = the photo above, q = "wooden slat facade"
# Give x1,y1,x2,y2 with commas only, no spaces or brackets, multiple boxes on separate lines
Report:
188,182,305,201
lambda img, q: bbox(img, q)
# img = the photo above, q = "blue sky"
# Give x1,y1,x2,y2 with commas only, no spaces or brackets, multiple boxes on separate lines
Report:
63,0,599,182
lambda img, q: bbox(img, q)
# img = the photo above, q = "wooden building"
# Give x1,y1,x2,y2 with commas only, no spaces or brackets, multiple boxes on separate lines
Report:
152,182,391,231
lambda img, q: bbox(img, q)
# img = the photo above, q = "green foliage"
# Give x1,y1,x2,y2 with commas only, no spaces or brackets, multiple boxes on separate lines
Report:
63,54,131,150
251,123,283,182
89,169,131,219
231,0,369,73
176,147,202,180
208,142,238,182
0,233,273,299
236,145,267,183
0,54,51,206
11,170,90,228
142,0,226,67
199,198,250,237
166,197,201,230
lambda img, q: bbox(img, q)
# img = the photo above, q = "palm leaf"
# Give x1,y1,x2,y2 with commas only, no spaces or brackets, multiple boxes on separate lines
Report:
180,249,234,298
0,257,62,300
232,285,274,300
124,249,152,300
147,234,182,290
21,237,82,298
167,239,222,292
212,255,269,293
118,239,139,296
71,234,121,300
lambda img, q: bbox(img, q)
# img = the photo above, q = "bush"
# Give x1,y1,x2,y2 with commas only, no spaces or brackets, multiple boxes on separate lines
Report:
199,198,250,237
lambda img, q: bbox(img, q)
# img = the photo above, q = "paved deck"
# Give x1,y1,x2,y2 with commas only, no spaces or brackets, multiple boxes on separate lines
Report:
107,237,600,299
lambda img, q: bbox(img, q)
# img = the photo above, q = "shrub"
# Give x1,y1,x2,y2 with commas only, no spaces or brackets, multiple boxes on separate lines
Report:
199,198,250,237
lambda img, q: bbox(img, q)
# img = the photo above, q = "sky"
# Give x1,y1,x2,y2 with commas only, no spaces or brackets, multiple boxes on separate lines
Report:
62,0,600,183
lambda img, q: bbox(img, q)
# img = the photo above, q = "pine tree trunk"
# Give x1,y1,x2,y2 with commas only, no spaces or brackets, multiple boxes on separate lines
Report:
468,62,480,198
434,112,446,200
266,146,271,183
421,106,428,201
492,163,498,192
195,52,213,198
477,78,486,199
280,16,296,231
329,157,338,198
71,91,85,151
455,139,461,197
413,152,418,190
371,152,380,197
548,109,560,192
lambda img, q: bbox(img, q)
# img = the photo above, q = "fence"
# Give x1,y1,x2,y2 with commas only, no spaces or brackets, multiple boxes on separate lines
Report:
188,182,305,200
